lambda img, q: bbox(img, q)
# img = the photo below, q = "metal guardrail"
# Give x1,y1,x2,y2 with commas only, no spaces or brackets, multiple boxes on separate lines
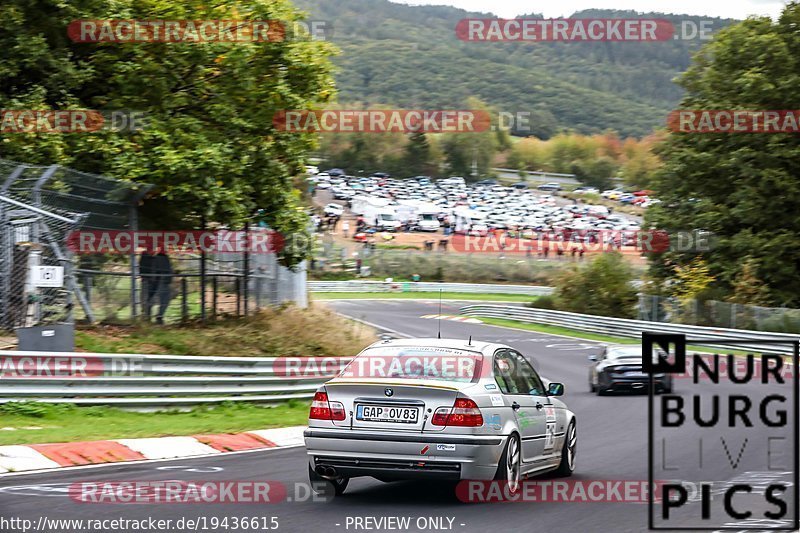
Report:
0,351,351,408
309,281,554,296
459,305,799,355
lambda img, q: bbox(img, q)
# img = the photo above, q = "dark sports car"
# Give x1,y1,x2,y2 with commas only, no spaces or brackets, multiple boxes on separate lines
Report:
588,345,673,395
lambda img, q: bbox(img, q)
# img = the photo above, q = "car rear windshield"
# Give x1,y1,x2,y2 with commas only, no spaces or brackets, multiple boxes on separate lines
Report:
339,346,483,382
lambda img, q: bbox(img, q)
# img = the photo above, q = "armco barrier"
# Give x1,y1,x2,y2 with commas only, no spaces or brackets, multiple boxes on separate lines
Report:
0,351,351,408
309,281,553,296
459,305,798,355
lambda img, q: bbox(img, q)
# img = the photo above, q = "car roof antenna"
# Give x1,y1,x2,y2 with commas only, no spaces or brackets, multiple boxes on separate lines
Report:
437,289,442,339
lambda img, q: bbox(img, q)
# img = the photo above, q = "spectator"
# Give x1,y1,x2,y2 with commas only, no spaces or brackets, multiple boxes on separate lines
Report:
139,246,156,320
411,273,421,282
342,220,350,238
151,247,174,325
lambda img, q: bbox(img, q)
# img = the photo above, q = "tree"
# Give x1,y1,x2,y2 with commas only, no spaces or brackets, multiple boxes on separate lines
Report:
647,4,800,305
553,253,637,318
0,0,337,267
727,259,773,306
669,257,715,305
570,156,617,190
402,131,434,176
439,97,506,180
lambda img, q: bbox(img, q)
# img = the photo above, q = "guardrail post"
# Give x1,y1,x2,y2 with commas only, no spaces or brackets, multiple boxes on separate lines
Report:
235,278,241,316
212,276,218,321
181,277,188,322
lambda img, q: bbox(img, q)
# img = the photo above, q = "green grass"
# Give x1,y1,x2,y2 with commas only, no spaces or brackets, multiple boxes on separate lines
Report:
0,401,311,445
312,291,537,302
480,317,639,343
478,317,761,356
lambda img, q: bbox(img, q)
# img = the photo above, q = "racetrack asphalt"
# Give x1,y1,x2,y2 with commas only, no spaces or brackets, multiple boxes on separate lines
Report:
0,299,795,532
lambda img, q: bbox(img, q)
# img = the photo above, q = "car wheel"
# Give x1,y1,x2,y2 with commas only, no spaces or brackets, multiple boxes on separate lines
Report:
554,420,576,476
494,433,521,495
308,464,349,497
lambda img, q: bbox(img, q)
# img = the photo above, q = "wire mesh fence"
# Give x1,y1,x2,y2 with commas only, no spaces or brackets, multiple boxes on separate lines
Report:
638,294,800,333
310,239,641,285
0,158,308,331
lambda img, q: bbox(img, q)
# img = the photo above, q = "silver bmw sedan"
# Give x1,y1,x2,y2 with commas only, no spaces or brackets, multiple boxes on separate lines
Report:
304,337,577,496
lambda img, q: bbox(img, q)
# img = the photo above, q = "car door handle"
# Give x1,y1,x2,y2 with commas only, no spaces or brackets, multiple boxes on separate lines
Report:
535,402,543,410
511,402,520,411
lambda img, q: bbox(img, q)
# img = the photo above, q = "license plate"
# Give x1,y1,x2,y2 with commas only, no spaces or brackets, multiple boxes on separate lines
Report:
356,404,419,424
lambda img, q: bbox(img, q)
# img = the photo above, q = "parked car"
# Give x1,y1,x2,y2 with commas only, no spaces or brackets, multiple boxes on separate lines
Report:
574,186,599,195
324,203,344,217
537,182,563,191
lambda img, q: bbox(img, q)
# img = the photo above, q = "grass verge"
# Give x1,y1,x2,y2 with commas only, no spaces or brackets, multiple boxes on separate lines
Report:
480,317,638,344
312,292,537,303
0,401,310,446
76,304,377,356
478,317,759,356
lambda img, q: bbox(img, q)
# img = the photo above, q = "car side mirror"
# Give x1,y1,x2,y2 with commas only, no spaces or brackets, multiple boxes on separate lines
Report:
588,355,598,362
547,383,564,396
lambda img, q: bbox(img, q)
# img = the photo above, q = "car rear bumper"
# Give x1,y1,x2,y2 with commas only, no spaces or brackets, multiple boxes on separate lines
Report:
304,428,504,481
600,374,671,392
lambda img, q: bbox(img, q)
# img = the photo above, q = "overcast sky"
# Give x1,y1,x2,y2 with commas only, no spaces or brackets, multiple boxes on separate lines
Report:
390,0,789,20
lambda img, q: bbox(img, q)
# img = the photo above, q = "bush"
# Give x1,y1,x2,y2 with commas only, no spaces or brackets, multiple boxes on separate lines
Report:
553,252,637,318
526,295,557,309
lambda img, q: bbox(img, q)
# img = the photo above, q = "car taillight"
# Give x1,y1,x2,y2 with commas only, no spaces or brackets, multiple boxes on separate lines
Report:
431,397,483,427
309,391,346,421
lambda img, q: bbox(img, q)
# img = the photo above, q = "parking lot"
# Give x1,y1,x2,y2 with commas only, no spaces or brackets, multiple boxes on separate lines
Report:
311,172,650,257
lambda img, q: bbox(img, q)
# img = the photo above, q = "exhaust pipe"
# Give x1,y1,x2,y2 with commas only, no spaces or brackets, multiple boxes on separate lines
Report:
316,465,337,477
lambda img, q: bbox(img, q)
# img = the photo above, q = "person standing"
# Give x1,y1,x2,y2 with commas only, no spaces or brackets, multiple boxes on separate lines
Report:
139,246,156,320
342,220,350,238
151,248,174,325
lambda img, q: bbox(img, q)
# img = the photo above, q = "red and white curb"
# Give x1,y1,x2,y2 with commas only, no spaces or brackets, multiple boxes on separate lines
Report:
421,314,483,324
0,426,306,474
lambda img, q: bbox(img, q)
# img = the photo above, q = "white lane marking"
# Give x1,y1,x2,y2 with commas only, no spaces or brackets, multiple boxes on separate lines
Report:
545,343,598,351
421,314,483,324
0,483,73,497
156,465,223,473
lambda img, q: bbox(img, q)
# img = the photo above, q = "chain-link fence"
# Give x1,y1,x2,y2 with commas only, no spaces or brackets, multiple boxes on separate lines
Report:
638,294,800,333
0,194,85,329
310,237,644,285
0,158,308,329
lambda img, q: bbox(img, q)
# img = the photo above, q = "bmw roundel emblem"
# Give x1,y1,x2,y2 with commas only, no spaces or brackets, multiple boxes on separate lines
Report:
384,388,394,397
